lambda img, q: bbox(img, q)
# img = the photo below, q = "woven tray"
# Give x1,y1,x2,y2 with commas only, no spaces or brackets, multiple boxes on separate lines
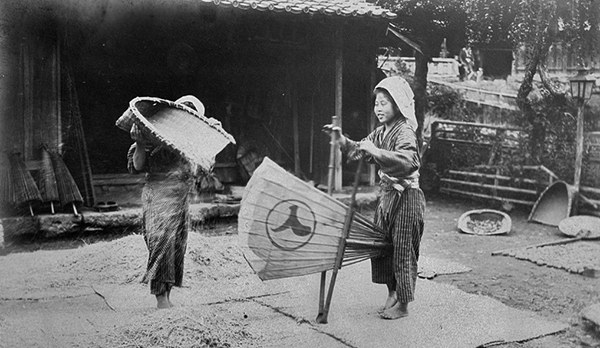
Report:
116,96,235,171
558,215,600,239
457,209,511,235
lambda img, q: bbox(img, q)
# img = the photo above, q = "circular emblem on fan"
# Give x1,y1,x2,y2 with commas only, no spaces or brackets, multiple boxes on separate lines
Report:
265,199,317,251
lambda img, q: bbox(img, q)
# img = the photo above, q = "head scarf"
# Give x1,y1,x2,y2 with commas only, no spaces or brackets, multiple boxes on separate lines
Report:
374,76,417,130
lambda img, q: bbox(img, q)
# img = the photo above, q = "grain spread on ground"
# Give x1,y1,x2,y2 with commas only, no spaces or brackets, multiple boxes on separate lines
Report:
0,231,261,348
466,219,503,234
504,241,600,274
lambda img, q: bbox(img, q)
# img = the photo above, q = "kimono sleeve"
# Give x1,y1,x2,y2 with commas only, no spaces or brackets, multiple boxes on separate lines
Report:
375,125,420,178
127,143,145,174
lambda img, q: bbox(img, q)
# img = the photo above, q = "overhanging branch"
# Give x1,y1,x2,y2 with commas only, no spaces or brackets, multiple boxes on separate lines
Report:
386,23,423,56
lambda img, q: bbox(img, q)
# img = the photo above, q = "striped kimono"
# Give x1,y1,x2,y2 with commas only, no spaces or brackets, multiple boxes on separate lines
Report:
342,118,426,303
128,144,195,295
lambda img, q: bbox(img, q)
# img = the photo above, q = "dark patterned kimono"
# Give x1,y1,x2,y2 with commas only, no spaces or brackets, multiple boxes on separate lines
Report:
128,144,195,295
342,118,426,303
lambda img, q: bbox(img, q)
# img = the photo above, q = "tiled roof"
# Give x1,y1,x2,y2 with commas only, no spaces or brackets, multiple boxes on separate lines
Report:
201,0,397,19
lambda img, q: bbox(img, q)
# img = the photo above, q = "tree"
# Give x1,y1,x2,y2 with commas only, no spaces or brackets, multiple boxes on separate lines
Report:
465,0,519,49
380,0,470,147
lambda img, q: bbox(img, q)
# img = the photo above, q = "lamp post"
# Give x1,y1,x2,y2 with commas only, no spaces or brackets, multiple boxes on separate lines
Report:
569,68,596,193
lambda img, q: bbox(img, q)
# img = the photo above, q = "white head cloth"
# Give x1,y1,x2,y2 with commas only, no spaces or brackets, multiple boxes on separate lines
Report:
374,76,417,130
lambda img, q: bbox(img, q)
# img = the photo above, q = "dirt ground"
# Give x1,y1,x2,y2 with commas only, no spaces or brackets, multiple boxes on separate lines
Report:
1,192,599,348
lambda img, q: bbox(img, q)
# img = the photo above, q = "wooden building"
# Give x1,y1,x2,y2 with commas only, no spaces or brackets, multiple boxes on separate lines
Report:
0,0,397,209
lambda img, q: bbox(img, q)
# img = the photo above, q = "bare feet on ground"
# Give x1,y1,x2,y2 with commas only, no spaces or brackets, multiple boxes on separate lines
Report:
380,302,408,320
380,293,398,313
156,294,171,309
167,291,175,308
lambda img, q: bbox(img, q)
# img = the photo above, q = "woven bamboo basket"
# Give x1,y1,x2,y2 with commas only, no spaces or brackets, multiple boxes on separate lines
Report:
558,215,600,239
116,96,235,171
529,180,577,226
457,209,511,235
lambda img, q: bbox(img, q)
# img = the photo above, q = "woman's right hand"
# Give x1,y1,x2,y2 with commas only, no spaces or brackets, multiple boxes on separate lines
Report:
322,124,346,146
130,124,146,145
322,124,341,136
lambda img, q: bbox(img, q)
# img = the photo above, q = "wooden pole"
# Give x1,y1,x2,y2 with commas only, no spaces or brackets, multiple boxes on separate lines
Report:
317,115,340,322
573,102,585,191
334,27,343,191
317,157,364,324
327,116,340,195
292,81,301,177
573,101,585,215
369,64,377,186
491,233,589,256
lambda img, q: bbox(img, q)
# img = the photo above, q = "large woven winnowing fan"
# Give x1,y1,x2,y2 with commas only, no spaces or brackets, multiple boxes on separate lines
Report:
238,157,390,281
116,96,235,172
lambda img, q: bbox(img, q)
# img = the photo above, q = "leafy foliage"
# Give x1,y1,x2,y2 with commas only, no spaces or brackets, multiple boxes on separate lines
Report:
424,82,598,185
380,0,469,56
464,0,519,48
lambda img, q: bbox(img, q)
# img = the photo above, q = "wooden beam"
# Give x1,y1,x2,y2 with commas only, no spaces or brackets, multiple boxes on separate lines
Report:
440,178,538,195
334,26,343,191
369,61,377,186
447,170,540,185
292,79,301,177
440,187,535,206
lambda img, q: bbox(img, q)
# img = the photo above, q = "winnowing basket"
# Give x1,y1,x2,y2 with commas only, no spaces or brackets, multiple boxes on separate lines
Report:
116,96,235,171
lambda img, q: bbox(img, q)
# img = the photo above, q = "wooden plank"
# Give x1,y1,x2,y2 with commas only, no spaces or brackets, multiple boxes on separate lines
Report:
432,120,522,131
491,237,587,256
440,187,535,206
447,170,540,185
581,186,600,196
440,178,538,195
92,177,145,186
433,138,494,147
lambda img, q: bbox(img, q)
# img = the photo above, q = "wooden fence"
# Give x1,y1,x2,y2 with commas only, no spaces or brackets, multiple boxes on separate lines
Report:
426,120,600,211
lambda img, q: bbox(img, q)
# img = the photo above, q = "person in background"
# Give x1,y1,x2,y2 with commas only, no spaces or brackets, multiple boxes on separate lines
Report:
459,45,476,80
323,76,426,320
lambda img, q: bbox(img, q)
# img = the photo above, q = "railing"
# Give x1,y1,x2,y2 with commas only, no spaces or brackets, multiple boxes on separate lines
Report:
429,79,519,110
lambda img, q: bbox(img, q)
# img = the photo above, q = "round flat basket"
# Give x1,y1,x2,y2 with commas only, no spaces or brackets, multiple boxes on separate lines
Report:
116,96,235,171
558,215,600,239
458,209,511,235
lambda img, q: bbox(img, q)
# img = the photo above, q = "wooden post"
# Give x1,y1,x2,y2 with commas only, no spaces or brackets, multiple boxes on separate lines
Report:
292,81,301,177
573,102,585,215
573,103,585,192
334,26,343,191
369,64,377,186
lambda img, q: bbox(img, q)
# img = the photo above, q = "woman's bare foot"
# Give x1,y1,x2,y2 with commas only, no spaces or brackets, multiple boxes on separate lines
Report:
380,294,398,313
156,294,170,309
380,302,408,320
167,290,174,308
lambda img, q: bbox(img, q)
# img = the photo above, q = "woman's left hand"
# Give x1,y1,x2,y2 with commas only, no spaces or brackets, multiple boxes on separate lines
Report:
358,140,379,157
207,118,222,128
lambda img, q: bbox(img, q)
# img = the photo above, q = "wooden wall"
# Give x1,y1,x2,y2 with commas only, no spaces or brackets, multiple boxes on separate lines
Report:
1,0,387,192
